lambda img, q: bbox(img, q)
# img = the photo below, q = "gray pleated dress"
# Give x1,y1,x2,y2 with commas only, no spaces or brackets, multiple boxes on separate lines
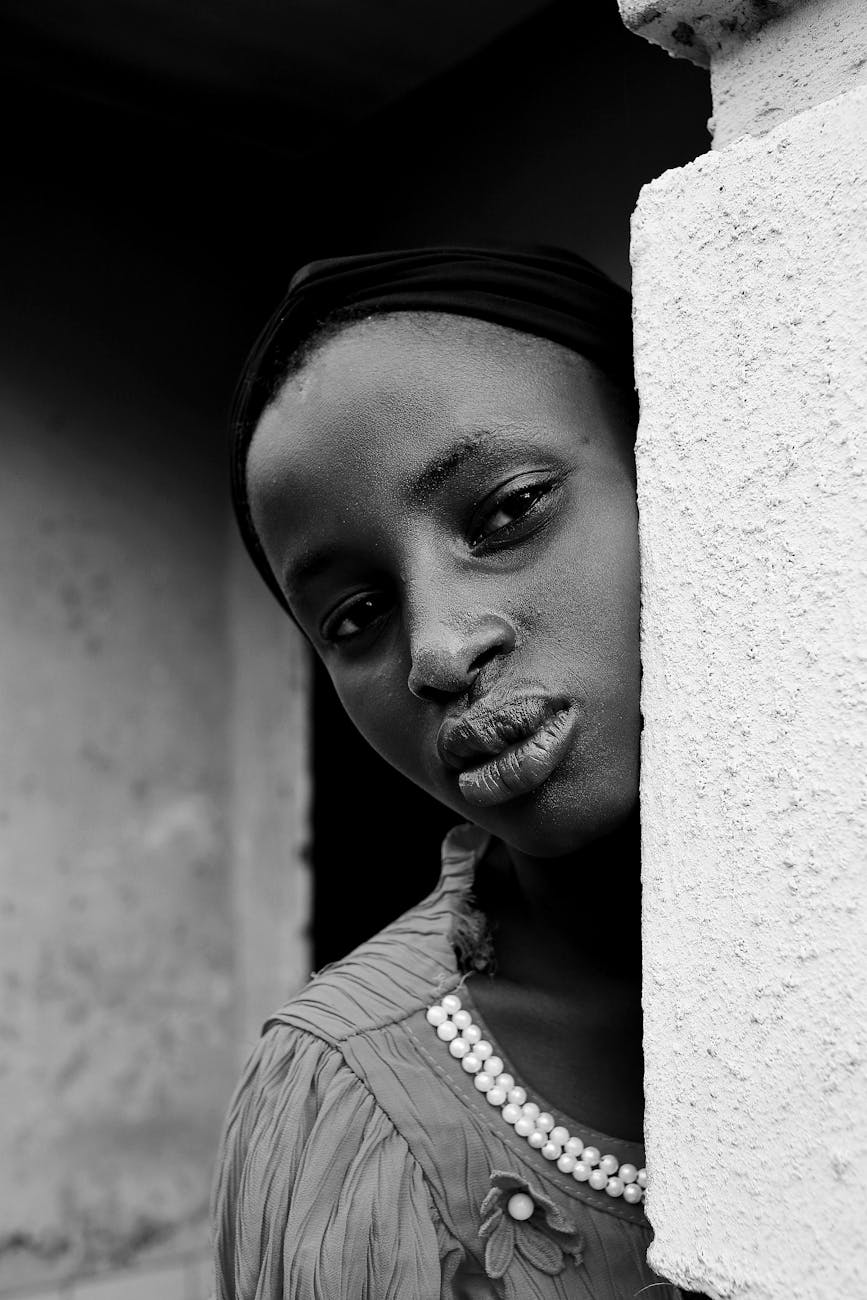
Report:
213,823,690,1300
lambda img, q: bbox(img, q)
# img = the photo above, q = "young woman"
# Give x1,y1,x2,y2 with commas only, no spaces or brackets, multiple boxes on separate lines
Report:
213,247,699,1299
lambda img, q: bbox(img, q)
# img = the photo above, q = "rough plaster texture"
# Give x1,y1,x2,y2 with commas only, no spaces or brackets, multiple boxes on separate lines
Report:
0,87,314,1298
228,534,311,1055
618,0,867,148
710,0,867,148
631,86,867,1299
0,375,310,1291
617,0,799,66
0,388,235,1290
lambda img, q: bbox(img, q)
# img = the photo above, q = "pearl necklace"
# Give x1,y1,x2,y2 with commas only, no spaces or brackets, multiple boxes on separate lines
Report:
426,992,647,1205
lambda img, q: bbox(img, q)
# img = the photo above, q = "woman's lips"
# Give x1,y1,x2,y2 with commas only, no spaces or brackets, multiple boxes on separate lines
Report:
437,697,579,808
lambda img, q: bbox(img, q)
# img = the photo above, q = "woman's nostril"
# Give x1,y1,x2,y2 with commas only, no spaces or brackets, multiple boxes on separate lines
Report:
411,681,459,706
468,640,506,677
406,614,516,702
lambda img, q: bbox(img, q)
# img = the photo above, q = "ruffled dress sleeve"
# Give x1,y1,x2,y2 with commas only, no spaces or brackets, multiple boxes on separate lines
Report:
212,1021,448,1300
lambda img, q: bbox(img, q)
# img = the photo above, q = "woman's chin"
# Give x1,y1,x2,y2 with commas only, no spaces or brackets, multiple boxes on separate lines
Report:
461,772,639,859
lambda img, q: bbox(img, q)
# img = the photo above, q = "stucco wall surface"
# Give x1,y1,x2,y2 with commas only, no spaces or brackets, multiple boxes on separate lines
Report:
631,85,867,1299
0,387,236,1291
228,534,312,1055
0,63,313,1300
617,0,799,66
0,381,311,1296
710,0,867,149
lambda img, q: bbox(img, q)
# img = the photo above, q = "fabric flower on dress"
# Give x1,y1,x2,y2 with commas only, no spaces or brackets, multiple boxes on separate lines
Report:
479,1170,584,1285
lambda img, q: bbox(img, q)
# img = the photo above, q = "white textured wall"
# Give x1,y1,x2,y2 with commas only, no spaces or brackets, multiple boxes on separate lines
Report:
617,0,799,65
710,0,867,148
632,76,867,1300
229,533,312,1055
0,379,236,1292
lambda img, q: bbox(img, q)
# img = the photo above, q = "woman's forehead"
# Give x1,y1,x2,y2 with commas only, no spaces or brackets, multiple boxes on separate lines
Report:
249,313,599,477
291,313,564,407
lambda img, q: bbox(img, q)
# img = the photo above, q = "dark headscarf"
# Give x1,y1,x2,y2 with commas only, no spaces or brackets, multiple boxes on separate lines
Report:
229,244,634,616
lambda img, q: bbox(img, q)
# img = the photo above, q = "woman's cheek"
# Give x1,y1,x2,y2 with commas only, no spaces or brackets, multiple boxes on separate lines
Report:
336,673,418,770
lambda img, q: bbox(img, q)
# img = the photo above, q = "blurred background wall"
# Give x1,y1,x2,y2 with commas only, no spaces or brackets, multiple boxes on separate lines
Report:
0,2,709,1296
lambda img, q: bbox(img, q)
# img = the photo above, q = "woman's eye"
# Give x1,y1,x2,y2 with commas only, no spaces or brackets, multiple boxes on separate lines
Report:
472,480,555,546
322,593,390,645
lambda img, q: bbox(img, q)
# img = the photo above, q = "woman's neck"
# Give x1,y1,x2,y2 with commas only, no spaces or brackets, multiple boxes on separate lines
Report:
475,805,643,996
466,804,646,1139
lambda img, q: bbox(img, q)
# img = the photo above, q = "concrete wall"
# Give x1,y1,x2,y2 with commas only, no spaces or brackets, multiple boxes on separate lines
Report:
709,0,867,149
228,534,312,1051
0,339,233,1295
0,135,312,1297
621,2,867,1296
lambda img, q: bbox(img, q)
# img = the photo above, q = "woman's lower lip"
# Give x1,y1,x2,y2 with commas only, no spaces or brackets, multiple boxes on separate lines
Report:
457,707,578,808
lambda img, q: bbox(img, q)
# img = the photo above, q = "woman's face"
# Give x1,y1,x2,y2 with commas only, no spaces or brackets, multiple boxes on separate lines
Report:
247,313,640,858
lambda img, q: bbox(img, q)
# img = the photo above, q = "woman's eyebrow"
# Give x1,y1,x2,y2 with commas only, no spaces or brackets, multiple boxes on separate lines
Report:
282,545,336,595
406,429,538,504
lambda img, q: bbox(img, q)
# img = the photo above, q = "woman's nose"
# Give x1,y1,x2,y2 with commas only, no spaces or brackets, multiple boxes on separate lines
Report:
406,611,516,703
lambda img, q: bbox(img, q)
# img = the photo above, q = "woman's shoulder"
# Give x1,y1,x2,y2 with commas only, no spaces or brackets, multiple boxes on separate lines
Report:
213,824,492,1299
213,1001,457,1300
264,821,489,1046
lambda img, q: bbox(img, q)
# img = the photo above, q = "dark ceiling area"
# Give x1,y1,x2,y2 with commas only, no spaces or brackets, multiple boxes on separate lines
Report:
0,0,551,152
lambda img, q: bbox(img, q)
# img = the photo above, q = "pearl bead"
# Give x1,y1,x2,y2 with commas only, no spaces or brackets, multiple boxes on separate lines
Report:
426,998,651,1204
507,1192,535,1221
